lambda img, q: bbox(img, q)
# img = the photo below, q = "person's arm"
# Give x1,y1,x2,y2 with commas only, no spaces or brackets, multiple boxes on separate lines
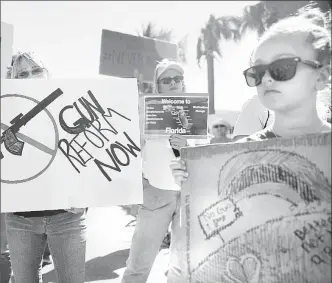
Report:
233,96,266,140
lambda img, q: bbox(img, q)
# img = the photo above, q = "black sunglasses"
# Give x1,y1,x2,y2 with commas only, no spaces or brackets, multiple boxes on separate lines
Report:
213,124,226,129
16,67,46,79
158,75,184,85
243,57,322,87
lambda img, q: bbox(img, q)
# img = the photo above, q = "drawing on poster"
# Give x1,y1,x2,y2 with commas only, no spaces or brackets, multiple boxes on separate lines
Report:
58,89,141,182
1,88,63,159
182,134,331,283
163,105,192,130
218,149,330,202
191,210,331,283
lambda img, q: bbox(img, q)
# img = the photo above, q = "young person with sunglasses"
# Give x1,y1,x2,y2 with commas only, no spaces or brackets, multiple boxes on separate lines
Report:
210,118,232,144
170,7,331,185
4,52,87,283
122,59,190,283
169,8,331,281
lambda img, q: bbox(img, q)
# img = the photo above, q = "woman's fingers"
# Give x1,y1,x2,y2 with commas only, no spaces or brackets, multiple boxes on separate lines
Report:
170,159,188,186
170,159,187,170
172,170,188,186
172,169,188,178
170,134,187,148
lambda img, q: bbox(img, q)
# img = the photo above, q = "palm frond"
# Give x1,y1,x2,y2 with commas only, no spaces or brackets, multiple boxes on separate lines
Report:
240,2,267,36
196,36,206,68
178,34,188,64
196,13,245,67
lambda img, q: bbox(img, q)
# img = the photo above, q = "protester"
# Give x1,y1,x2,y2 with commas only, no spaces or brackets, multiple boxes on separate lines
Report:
170,8,331,281
209,118,232,143
169,7,331,190
4,52,87,283
122,59,190,283
5,54,54,269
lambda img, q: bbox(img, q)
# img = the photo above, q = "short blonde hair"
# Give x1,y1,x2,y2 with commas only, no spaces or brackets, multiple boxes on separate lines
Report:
153,59,186,93
251,7,331,66
9,52,49,79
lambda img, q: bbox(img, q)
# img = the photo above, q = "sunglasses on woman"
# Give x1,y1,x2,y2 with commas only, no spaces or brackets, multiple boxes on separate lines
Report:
16,67,46,79
213,124,226,129
243,57,322,87
158,75,184,85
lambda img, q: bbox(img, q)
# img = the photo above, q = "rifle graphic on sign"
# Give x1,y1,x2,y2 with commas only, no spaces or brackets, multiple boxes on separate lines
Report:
0,88,63,159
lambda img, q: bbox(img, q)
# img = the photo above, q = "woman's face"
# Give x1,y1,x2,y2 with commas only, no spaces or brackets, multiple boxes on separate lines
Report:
158,69,184,94
14,57,48,79
212,124,227,138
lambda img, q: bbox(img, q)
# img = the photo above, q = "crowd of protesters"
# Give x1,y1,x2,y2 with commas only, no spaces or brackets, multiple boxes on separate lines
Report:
1,3,331,283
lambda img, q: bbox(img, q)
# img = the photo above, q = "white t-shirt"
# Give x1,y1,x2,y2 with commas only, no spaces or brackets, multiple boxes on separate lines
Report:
233,95,274,138
142,138,198,191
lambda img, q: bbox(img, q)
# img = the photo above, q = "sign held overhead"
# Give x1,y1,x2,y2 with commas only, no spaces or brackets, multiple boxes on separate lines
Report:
99,29,178,82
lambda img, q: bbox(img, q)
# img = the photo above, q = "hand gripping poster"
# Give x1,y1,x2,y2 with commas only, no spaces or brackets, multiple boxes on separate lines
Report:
180,132,331,283
1,78,143,212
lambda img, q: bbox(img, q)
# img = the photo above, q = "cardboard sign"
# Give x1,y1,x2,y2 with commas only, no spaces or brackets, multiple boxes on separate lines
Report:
1,21,14,78
1,78,143,212
99,29,178,82
180,133,331,283
143,94,209,138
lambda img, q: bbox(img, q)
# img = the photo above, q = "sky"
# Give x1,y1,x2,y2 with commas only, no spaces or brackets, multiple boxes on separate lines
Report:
1,1,259,111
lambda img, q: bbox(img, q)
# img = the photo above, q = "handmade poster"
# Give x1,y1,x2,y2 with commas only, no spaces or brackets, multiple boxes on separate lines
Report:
180,132,331,283
99,29,178,82
1,21,14,78
1,78,143,212
143,94,209,139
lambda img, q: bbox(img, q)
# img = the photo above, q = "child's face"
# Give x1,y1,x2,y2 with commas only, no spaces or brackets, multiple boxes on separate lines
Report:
212,124,227,137
252,34,320,113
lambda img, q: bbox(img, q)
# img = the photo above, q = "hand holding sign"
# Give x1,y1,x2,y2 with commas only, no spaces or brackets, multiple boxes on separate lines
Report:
169,158,188,186
169,134,188,150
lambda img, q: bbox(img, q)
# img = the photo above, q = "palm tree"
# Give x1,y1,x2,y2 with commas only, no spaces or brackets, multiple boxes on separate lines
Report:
239,1,267,37
240,1,331,37
197,14,242,114
139,22,173,42
138,22,188,63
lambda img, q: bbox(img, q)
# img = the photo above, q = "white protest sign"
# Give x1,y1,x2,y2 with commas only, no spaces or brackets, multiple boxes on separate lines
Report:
1,21,14,78
99,29,178,82
1,78,143,212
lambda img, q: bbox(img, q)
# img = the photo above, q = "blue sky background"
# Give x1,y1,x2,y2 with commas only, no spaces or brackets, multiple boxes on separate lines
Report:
2,1,259,111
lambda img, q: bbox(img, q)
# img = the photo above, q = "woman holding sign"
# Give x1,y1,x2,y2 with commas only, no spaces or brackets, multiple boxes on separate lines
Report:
122,59,189,283
4,52,87,283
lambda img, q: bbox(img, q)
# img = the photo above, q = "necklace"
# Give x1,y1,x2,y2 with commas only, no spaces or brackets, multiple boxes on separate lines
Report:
269,122,326,138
